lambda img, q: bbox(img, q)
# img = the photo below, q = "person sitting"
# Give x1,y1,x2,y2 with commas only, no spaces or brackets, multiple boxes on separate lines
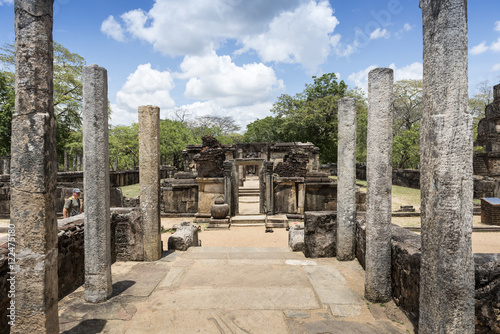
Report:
63,188,83,218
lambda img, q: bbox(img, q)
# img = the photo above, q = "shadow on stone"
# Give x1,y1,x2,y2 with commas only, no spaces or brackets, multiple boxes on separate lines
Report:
110,280,135,298
62,319,107,334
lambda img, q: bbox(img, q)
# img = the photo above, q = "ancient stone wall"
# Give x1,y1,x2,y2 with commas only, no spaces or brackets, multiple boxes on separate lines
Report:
1,209,144,334
354,219,500,333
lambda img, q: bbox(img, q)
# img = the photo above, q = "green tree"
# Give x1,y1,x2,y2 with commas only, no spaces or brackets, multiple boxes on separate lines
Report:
242,116,284,143
1,42,86,163
470,80,494,140
392,80,423,169
109,124,139,170
0,71,14,156
269,73,366,163
159,119,196,169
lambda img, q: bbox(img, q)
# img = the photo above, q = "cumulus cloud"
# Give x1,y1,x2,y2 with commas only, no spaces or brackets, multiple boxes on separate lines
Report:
179,101,275,130
470,42,489,55
237,1,340,70
112,64,175,125
0,0,13,5
101,15,125,42
491,38,500,52
369,28,389,40
179,51,285,107
102,0,340,69
493,64,500,72
348,62,422,95
403,23,412,32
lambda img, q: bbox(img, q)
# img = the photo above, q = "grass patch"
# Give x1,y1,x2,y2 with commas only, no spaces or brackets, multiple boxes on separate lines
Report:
121,183,140,198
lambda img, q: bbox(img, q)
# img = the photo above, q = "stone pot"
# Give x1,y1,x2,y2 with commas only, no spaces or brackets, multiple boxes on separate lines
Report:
211,198,229,219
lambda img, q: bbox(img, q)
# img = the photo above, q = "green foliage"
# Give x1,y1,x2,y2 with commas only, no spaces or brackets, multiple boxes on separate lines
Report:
187,115,241,144
470,80,494,141
244,73,367,164
1,42,86,163
159,119,196,168
109,124,139,170
392,80,423,169
0,71,14,156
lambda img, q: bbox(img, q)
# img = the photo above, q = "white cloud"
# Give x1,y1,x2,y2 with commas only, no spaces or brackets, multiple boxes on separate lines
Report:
179,51,285,107
179,101,275,130
104,0,339,69
348,62,422,95
112,64,175,125
403,23,412,32
493,64,500,72
470,41,489,55
237,1,340,70
495,21,500,32
491,38,500,52
101,15,125,42
0,0,13,5
369,28,389,40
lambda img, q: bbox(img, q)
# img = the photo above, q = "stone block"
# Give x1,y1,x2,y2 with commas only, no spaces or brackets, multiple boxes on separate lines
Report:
288,224,304,252
207,218,230,229
303,211,336,258
168,222,199,251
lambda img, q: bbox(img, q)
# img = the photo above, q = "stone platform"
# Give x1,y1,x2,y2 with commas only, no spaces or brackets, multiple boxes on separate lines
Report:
59,247,414,333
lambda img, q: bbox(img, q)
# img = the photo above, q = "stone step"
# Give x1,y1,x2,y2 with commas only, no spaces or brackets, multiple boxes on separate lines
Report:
239,197,259,203
231,215,266,225
266,215,289,228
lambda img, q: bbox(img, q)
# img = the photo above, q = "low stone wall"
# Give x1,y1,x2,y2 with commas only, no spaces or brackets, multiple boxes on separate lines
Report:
354,220,500,333
0,209,145,334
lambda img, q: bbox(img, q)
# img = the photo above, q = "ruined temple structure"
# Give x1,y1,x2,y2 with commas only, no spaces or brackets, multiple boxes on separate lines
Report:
161,136,366,223
473,84,500,198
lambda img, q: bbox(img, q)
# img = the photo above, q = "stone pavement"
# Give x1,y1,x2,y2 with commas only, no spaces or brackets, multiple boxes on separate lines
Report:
59,247,415,333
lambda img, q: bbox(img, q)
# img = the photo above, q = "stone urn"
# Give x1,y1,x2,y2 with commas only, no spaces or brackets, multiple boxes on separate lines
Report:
211,198,229,219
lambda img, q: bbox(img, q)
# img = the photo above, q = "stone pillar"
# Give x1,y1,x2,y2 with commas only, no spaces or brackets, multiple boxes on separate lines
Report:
223,160,233,216
3,156,10,175
139,105,162,261
76,154,81,171
264,161,274,214
231,162,239,216
64,151,69,171
337,97,357,261
72,155,77,171
114,157,118,171
82,64,112,303
10,0,59,333
419,1,474,332
365,68,393,303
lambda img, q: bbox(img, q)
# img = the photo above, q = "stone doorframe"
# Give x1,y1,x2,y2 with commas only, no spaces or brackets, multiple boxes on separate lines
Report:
224,159,274,216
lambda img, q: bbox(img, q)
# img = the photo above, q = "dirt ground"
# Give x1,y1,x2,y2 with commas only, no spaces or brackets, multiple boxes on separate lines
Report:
161,217,500,254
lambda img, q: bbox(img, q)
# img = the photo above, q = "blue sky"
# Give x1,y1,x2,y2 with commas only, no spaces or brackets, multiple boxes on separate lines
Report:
0,0,499,129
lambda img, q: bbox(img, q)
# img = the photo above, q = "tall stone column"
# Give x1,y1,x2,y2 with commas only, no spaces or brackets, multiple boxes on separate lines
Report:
419,1,474,332
139,105,162,261
365,68,393,303
264,161,274,215
72,155,77,171
336,97,357,261
76,154,81,171
10,0,59,333
223,160,233,215
64,151,69,171
82,64,112,303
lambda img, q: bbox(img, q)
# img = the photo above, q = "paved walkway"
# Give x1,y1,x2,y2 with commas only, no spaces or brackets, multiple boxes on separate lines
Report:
59,247,414,333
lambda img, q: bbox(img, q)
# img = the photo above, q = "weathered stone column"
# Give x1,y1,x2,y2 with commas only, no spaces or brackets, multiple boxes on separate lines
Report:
139,105,162,261
82,64,112,303
336,97,357,261
419,1,474,332
114,157,118,171
64,151,69,171
10,0,59,332
365,68,393,302
264,161,274,214
72,155,77,171
223,160,233,215
76,154,81,171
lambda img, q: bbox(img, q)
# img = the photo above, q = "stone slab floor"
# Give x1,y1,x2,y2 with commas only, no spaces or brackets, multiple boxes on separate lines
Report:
59,247,414,333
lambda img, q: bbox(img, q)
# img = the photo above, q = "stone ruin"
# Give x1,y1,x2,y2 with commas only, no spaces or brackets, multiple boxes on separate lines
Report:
474,84,500,198
2,1,499,333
